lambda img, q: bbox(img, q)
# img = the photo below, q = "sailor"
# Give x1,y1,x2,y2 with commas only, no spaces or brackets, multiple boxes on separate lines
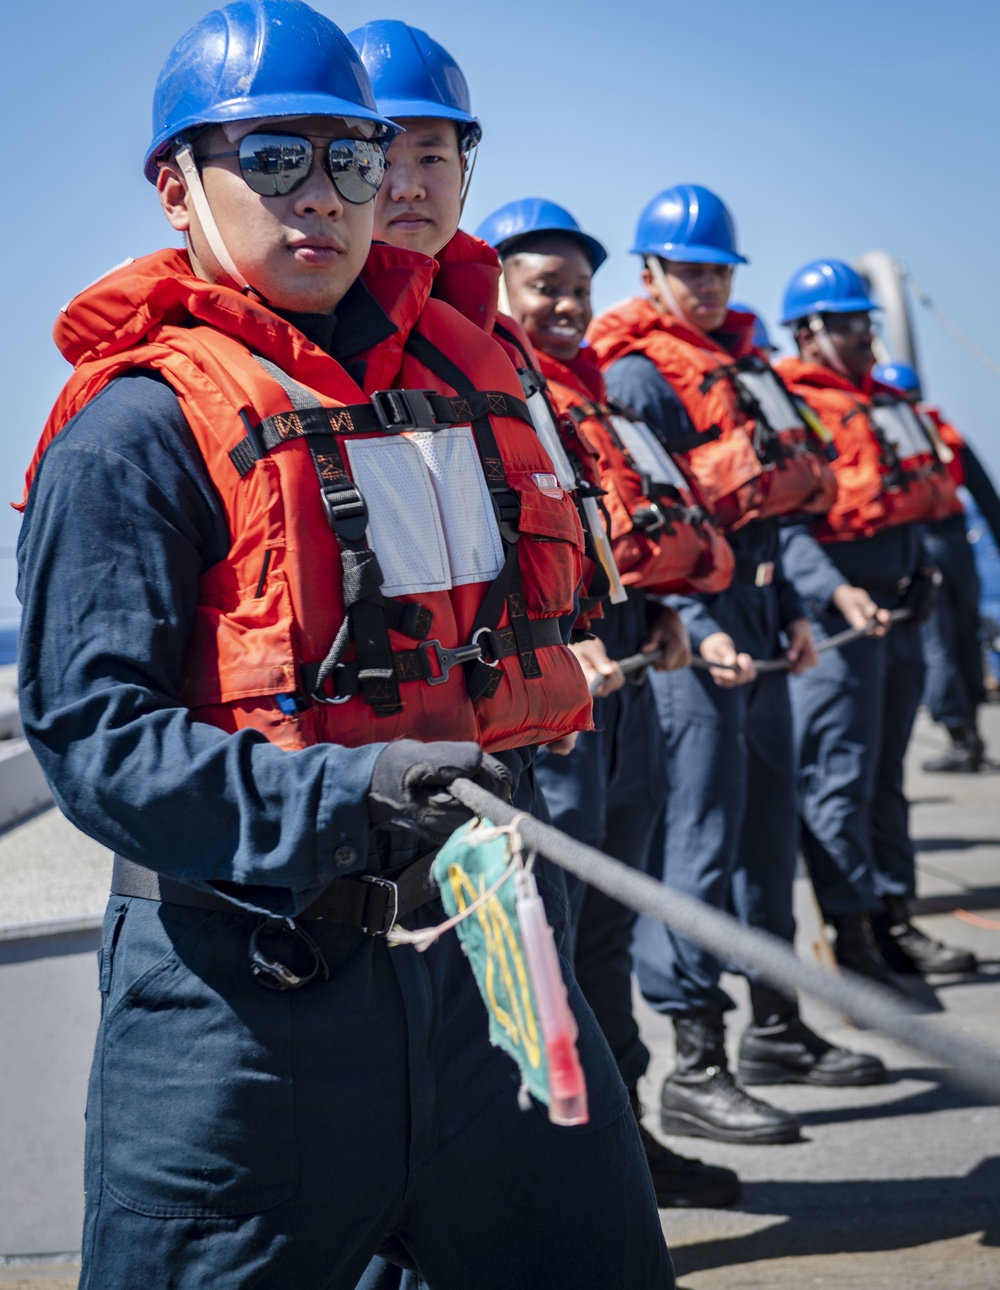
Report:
778,261,977,979
351,21,621,677
17,3,673,1285
479,196,741,1208
589,186,885,1148
874,361,1000,773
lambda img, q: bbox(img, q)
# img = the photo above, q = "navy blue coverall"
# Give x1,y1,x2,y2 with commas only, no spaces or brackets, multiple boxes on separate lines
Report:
534,589,666,1089
604,354,807,1017
922,445,1000,731
18,293,673,1290
781,520,926,914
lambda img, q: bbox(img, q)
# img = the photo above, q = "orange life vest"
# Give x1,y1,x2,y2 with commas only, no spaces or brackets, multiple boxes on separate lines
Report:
536,348,734,596
776,358,961,541
920,406,966,506
588,300,838,531
26,246,592,754
431,230,610,621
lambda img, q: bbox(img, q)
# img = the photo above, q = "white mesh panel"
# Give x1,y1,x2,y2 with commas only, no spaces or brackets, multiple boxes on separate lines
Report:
344,436,451,596
408,427,505,586
871,405,933,460
609,415,688,488
736,370,804,433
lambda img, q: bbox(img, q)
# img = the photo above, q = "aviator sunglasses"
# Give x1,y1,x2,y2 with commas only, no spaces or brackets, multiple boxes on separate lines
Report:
195,132,387,204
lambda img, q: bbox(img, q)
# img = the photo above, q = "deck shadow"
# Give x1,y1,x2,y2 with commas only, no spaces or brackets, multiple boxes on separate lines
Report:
670,1158,1000,1277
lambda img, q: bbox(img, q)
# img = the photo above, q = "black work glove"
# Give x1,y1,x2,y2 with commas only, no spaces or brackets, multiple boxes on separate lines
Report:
367,740,514,840
903,567,942,625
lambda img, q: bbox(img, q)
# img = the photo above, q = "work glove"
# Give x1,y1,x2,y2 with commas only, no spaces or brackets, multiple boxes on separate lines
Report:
368,740,513,840
903,567,942,625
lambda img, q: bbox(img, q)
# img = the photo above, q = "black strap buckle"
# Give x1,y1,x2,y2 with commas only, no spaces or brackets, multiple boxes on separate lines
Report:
320,484,368,542
417,638,484,685
360,875,399,936
632,502,668,534
371,389,440,433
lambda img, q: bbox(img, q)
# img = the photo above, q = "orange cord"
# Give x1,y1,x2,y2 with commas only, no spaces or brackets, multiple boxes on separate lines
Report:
954,909,1000,931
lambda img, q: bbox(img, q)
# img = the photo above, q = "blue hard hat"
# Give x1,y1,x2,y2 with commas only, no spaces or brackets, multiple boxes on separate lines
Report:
780,259,877,325
349,20,482,150
873,362,922,396
475,198,607,271
630,184,747,265
144,0,398,182
729,302,775,352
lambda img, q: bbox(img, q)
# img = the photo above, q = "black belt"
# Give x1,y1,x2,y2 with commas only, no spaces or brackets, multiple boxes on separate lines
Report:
853,575,912,597
111,851,440,937
301,618,564,702
735,560,775,587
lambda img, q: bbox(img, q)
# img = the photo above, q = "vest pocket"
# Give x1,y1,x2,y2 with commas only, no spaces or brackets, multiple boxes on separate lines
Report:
180,566,296,708
508,471,585,616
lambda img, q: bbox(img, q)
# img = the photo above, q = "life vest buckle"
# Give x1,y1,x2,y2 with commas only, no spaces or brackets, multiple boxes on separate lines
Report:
371,388,441,433
320,483,369,542
417,638,484,685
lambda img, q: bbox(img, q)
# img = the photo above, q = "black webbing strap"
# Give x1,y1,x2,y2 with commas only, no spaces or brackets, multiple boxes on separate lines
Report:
403,331,542,697
228,387,532,479
668,424,724,454
252,356,402,715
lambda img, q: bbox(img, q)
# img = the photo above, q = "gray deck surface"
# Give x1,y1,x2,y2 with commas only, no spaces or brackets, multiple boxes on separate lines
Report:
2,706,999,1287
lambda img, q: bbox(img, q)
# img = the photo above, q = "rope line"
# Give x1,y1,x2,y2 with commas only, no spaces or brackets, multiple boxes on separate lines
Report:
448,776,1000,1105
593,609,911,692
905,270,1000,382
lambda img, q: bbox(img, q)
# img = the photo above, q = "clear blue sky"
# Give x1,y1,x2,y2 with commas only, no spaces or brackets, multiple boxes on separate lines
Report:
3,0,998,623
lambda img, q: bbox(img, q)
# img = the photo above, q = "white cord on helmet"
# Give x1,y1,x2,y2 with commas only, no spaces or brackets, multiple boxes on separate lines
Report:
808,314,851,378
459,141,479,217
646,256,690,326
175,143,252,294
496,263,513,316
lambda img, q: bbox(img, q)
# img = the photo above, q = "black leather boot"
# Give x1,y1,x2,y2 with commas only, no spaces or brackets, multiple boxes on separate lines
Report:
831,912,897,985
872,896,977,975
660,1011,800,1144
921,724,985,773
738,983,885,1087
628,1087,741,1208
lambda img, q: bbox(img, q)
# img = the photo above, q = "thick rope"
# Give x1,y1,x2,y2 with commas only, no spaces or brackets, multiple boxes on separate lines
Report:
448,776,1000,1105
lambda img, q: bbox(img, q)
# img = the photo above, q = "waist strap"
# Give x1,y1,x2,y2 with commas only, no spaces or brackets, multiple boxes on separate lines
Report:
111,851,440,937
852,575,913,597
301,617,564,702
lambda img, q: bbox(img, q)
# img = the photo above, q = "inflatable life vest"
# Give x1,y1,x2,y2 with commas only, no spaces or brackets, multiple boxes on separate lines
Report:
431,230,612,620
920,406,966,508
26,247,593,754
776,358,961,541
537,347,734,596
588,300,838,531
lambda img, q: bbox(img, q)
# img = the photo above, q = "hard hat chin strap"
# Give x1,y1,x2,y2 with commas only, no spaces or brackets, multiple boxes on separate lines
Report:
175,144,253,295
646,257,693,328
458,142,478,218
808,315,851,378
496,265,513,317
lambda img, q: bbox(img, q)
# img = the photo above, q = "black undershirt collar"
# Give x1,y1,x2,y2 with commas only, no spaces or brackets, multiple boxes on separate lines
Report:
270,277,398,375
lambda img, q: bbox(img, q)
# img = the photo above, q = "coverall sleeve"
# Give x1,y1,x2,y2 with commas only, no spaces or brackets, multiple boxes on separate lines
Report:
962,444,1000,551
778,517,846,618
17,374,382,918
